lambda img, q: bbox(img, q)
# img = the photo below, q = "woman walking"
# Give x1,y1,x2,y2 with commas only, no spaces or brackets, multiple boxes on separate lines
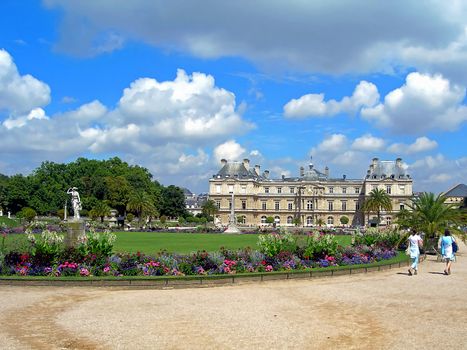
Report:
439,229,457,275
408,229,423,276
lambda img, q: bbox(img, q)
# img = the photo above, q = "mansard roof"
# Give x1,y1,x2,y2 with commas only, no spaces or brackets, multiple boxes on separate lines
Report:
214,160,266,180
366,158,410,180
443,183,467,197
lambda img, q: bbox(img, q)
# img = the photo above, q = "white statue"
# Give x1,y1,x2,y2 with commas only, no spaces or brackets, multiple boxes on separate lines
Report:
67,187,82,220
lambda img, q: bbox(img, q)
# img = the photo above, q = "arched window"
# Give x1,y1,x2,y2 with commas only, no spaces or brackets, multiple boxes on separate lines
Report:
261,216,267,224
287,216,293,224
274,216,280,224
327,216,334,225
386,216,391,226
306,216,313,226
238,215,246,224
307,200,313,210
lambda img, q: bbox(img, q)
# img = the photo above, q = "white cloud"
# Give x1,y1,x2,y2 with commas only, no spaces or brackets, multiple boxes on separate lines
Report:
284,81,379,118
361,72,467,134
388,136,438,154
0,49,50,114
2,108,48,129
351,133,385,151
213,140,246,163
311,134,348,155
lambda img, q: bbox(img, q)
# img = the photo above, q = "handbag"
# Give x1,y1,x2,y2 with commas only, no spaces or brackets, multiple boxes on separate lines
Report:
405,245,411,256
452,240,458,253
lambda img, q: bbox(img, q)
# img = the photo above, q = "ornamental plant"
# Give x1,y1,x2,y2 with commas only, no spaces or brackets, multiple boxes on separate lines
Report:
77,228,116,260
301,231,339,259
257,232,296,257
27,228,64,266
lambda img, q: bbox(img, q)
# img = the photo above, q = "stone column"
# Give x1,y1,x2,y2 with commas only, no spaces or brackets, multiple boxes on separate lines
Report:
64,219,85,247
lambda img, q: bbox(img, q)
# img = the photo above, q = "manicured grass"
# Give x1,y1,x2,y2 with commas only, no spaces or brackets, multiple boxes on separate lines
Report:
113,232,353,254
0,216,20,227
2,231,353,254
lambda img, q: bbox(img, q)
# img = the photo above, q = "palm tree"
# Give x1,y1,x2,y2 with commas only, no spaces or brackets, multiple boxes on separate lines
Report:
201,200,218,222
89,201,110,223
316,218,325,227
126,191,157,225
363,188,392,227
408,192,461,239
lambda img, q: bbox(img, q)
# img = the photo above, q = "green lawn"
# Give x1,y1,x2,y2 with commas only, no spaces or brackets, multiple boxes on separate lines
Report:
0,216,21,227
2,231,353,255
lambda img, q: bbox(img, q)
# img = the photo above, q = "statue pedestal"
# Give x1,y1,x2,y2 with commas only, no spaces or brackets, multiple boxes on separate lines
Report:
224,224,241,234
65,219,85,247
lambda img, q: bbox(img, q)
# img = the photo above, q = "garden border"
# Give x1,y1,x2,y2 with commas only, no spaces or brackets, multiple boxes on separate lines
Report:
0,255,415,289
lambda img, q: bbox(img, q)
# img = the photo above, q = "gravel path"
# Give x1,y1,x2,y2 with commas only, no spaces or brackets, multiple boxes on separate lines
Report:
1,243,466,350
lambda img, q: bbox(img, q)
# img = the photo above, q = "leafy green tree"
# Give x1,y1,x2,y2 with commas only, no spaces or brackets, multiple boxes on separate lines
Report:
316,218,325,227
395,208,412,230
202,200,218,222
340,216,349,225
126,191,157,224
6,174,32,213
266,216,275,225
17,207,37,223
363,188,392,226
408,192,461,239
160,185,187,218
89,201,111,223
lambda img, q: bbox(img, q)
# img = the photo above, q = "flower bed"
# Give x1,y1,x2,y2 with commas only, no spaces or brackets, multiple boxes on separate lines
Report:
0,228,403,278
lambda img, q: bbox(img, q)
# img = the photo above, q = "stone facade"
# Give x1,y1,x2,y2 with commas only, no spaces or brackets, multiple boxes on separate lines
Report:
208,157,413,227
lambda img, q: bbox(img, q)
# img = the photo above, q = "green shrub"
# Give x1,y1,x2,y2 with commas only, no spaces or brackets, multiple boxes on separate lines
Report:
126,213,134,222
160,215,167,224
77,229,116,260
27,229,64,265
340,216,349,225
17,207,37,223
301,232,339,259
257,232,296,257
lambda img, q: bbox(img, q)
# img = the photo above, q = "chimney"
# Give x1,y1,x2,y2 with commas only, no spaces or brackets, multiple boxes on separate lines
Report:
396,157,402,167
300,166,305,177
372,157,379,167
324,166,329,178
243,158,250,170
282,174,285,180
254,164,260,175
263,170,270,179
221,159,227,166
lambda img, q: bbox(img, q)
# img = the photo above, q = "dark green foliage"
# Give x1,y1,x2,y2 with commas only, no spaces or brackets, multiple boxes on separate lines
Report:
1,157,186,219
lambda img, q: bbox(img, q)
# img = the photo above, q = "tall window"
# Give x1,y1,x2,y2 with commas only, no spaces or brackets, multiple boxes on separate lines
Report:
329,187,334,194
328,201,334,211
216,184,221,194
229,200,232,210
327,216,334,225
275,201,280,210
287,216,293,225
342,187,347,194
400,204,405,210
277,187,282,194
306,216,313,226
241,185,246,194
261,216,267,224
355,201,360,210
307,200,313,210
241,200,247,210
288,202,293,210
215,200,221,209
399,185,405,194
341,201,347,211
386,185,392,194
289,187,295,194
262,201,267,210
264,187,270,194
274,216,280,224
386,217,392,226
354,187,360,194
228,185,234,193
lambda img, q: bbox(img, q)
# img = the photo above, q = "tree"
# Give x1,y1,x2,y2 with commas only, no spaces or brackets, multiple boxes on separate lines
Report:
363,188,392,226
316,218,325,227
408,192,461,239
17,207,37,223
395,208,412,230
202,200,218,222
340,216,349,225
126,191,157,224
159,185,187,218
266,216,275,225
89,201,111,223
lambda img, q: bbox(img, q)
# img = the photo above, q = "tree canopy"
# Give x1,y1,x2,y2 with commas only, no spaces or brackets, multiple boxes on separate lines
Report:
0,157,186,218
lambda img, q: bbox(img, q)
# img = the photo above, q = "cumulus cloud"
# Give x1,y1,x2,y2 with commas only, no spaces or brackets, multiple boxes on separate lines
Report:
351,134,385,151
284,81,379,118
44,1,467,79
361,72,467,134
2,108,48,129
0,49,50,114
213,140,246,163
388,136,438,154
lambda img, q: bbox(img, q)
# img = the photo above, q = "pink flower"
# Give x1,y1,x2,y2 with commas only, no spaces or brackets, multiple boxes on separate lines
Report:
103,266,110,273
79,268,90,276
265,265,273,272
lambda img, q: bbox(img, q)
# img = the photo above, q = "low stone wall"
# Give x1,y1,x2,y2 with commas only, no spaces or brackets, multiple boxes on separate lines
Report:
0,259,412,289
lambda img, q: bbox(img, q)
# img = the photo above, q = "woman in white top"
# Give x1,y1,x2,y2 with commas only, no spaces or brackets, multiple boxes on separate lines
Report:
439,229,457,275
408,229,423,276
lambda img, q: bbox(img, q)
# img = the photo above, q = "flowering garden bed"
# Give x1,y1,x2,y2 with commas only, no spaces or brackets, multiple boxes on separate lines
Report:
0,227,407,280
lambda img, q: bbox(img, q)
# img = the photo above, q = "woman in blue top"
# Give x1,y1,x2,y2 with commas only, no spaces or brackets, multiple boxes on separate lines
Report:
439,229,456,275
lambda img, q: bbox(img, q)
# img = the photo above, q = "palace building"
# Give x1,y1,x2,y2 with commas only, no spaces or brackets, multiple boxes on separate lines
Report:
208,157,413,227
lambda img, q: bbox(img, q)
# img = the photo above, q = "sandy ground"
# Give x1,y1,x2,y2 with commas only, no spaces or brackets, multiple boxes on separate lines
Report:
1,243,466,350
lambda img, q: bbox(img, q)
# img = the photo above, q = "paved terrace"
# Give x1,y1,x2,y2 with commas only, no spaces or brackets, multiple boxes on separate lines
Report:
0,242,466,350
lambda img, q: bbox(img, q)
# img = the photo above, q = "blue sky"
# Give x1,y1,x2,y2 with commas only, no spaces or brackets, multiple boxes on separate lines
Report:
0,1,466,193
